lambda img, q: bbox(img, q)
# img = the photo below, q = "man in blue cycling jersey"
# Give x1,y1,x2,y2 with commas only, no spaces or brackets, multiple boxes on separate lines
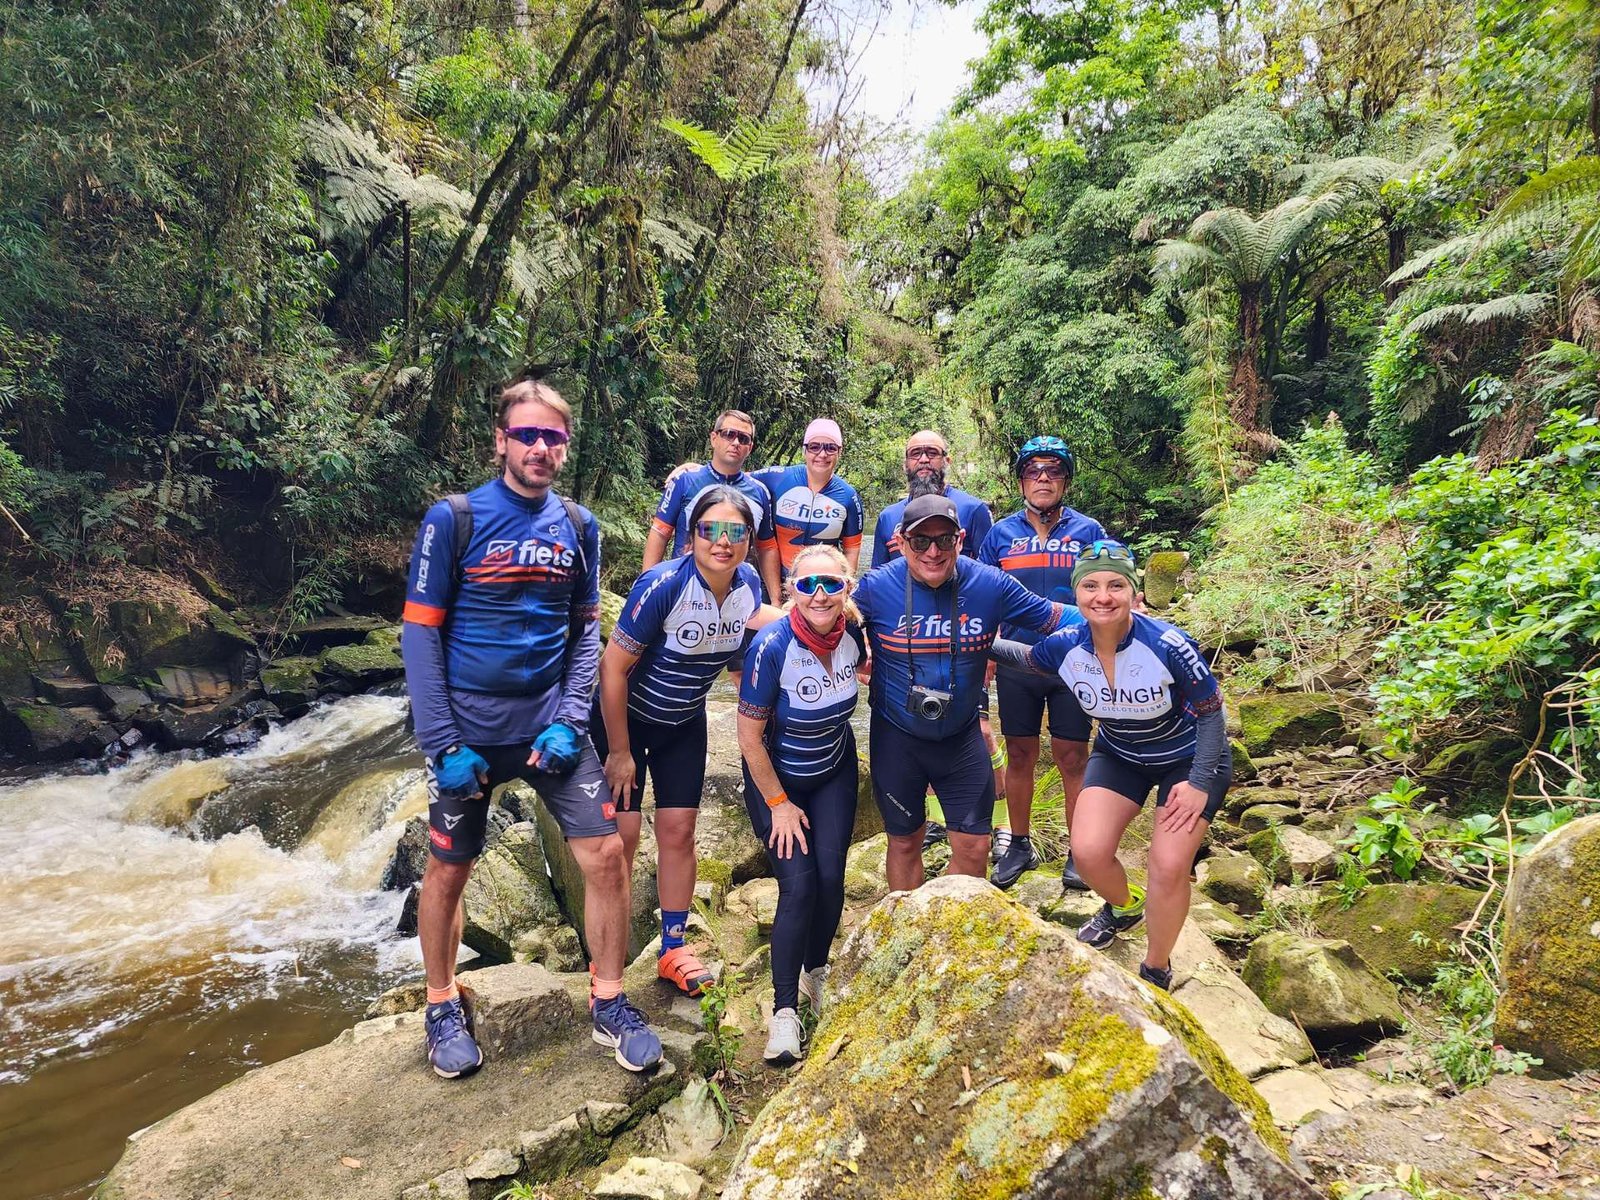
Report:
978,436,1106,891
402,379,660,1078
870,430,992,565
645,409,782,600
855,493,1067,889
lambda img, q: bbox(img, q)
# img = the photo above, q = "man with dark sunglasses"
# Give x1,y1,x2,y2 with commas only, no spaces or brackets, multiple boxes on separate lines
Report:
978,436,1108,891
402,379,661,1077
854,494,1069,891
644,409,781,601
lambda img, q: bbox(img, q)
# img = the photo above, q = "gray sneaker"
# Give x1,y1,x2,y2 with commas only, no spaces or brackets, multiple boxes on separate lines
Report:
990,827,1013,864
764,1007,804,1065
798,964,829,1015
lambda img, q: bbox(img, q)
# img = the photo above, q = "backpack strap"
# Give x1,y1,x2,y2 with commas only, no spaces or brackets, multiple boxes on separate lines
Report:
556,493,592,651
446,493,474,569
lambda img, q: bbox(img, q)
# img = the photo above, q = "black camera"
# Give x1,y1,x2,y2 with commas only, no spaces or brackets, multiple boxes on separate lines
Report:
907,684,952,722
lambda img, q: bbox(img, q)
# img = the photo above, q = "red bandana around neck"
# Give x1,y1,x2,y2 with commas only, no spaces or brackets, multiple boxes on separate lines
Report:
789,606,845,658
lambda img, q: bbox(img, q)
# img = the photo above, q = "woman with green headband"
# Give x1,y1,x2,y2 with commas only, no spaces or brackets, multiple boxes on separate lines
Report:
988,540,1230,991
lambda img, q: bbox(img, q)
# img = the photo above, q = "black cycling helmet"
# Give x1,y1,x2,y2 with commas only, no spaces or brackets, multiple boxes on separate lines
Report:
1013,436,1075,480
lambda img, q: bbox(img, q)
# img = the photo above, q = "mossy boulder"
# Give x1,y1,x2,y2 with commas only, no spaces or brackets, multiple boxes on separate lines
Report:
1196,851,1269,914
1421,736,1525,811
722,876,1314,1200
1315,883,1483,984
1242,932,1404,1046
259,656,320,710
1239,803,1301,833
850,752,884,843
598,590,626,642
1230,738,1259,784
1142,550,1188,609
1498,815,1600,1073
3,700,98,759
1237,692,1345,756
316,641,404,687
843,833,888,903
461,821,566,964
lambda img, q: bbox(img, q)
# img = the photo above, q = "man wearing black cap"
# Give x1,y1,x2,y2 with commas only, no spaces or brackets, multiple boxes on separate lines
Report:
853,494,1070,889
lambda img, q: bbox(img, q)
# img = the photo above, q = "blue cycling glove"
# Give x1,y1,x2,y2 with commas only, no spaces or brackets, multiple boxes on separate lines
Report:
434,745,489,797
530,722,581,776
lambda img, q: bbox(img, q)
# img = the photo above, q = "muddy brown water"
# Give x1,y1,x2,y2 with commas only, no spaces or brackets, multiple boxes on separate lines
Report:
0,695,427,1200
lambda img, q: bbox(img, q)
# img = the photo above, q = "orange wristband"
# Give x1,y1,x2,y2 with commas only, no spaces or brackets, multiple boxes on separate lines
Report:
766,791,788,809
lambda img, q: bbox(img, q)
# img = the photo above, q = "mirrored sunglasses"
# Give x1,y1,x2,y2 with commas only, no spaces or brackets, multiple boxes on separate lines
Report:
793,574,846,596
503,424,570,447
1084,539,1135,563
695,519,750,544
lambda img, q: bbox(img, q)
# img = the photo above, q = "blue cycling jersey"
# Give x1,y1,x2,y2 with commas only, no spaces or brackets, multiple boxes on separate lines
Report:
401,480,601,756
1025,612,1223,765
855,557,1063,740
751,465,865,574
652,465,776,557
871,486,992,566
611,556,763,726
738,618,866,781
978,507,1108,646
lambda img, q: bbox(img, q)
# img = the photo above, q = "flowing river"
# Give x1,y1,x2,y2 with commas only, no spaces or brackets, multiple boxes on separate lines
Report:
0,694,427,1200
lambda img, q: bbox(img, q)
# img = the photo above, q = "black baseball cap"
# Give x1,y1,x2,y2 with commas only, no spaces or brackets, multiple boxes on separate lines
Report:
901,493,960,535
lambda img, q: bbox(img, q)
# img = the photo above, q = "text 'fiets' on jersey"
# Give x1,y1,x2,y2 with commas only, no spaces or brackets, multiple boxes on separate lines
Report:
978,507,1107,646
855,557,1063,741
752,465,865,574
611,555,763,726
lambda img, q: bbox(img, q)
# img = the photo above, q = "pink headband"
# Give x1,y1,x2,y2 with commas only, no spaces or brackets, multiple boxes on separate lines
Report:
803,418,843,446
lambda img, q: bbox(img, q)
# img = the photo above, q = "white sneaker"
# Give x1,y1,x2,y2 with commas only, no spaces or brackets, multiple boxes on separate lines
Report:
991,827,1013,864
798,965,829,1016
764,1007,804,1065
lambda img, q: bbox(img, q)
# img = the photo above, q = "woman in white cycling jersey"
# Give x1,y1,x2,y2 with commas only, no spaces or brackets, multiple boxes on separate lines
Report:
737,544,867,1065
989,540,1230,991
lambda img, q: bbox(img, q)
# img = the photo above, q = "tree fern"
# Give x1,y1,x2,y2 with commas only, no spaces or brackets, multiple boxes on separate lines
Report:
661,116,787,184
302,112,469,240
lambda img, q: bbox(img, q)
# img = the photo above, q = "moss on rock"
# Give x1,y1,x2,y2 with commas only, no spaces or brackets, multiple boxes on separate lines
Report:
1316,883,1483,983
1497,815,1600,1072
1237,692,1345,756
317,641,404,684
1141,550,1188,610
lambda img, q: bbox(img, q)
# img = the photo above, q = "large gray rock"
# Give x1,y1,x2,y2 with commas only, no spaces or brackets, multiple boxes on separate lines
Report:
457,962,579,1059
1237,692,1345,755
1246,825,1339,883
721,876,1314,1200
1170,958,1316,1080
1242,932,1404,1045
842,833,888,903
659,1078,726,1165
1498,814,1600,1072
1196,850,1269,913
593,1157,704,1200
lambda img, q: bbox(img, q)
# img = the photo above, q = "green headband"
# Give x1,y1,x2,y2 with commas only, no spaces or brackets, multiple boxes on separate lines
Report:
1072,548,1138,590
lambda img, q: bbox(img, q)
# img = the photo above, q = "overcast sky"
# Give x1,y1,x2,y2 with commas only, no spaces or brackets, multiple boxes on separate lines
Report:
808,0,987,134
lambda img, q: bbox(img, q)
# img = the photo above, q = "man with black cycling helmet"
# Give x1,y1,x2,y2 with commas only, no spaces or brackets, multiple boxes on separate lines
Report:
978,436,1107,891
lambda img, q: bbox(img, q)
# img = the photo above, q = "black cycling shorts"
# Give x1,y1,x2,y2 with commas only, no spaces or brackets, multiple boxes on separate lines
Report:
427,739,614,863
1081,747,1231,822
870,717,996,837
588,702,708,811
996,666,1092,741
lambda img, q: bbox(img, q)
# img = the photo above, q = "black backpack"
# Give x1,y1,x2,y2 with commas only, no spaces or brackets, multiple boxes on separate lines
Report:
446,492,591,649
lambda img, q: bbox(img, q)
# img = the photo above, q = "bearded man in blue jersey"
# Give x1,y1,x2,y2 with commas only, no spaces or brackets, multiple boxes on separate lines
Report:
401,380,659,1077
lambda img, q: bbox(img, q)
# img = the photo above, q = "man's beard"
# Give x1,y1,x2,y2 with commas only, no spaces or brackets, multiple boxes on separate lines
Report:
506,452,560,491
906,468,945,500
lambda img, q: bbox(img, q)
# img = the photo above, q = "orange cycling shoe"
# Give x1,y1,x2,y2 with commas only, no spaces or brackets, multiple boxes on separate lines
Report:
657,945,714,997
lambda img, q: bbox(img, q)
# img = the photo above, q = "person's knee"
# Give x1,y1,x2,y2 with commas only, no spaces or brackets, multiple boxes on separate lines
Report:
1054,740,1089,771
423,855,474,897
1007,737,1041,769
654,812,698,855
1146,846,1196,891
887,832,922,860
580,835,630,888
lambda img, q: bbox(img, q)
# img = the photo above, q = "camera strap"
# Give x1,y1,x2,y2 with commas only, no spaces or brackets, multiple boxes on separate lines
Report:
903,560,960,692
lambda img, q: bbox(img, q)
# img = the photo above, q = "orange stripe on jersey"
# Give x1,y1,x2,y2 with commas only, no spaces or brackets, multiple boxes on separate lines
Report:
652,517,675,536
841,534,862,551
403,600,447,626
999,552,1057,571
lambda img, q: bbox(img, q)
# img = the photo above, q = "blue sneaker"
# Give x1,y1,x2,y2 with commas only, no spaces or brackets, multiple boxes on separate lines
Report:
424,997,484,1079
591,993,663,1072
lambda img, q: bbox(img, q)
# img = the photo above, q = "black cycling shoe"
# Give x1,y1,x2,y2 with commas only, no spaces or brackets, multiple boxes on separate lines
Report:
921,822,948,850
991,836,1040,890
1060,853,1090,892
1138,962,1174,992
1077,900,1145,950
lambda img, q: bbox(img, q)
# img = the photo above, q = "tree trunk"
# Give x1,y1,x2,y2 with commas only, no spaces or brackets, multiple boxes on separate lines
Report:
1385,223,1407,303
1229,285,1272,435
1308,295,1330,363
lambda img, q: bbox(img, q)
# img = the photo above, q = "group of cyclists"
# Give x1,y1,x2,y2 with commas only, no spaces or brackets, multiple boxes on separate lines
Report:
401,379,1229,1080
